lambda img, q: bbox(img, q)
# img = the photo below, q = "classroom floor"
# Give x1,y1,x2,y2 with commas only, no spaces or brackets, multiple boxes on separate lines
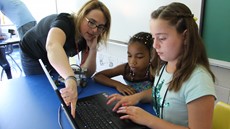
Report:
0,45,24,81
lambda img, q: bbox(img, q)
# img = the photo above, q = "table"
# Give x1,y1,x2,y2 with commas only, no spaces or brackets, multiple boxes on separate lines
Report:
0,74,154,129
0,38,20,46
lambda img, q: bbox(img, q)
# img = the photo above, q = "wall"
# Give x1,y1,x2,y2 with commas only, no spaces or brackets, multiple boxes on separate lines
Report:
211,66,230,104
73,0,203,43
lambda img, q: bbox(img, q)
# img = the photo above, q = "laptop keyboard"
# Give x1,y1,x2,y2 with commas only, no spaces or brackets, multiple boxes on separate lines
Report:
76,97,120,129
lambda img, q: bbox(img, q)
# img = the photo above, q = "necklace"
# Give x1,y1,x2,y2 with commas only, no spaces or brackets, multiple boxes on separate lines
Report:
129,70,135,81
129,63,150,81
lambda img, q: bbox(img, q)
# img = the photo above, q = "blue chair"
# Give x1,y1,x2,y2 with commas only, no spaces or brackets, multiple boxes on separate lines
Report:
0,45,12,80
4,43,22,72
0,30,22,80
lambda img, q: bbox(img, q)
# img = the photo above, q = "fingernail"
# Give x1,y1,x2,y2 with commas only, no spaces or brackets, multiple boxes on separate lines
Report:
122,103,126,106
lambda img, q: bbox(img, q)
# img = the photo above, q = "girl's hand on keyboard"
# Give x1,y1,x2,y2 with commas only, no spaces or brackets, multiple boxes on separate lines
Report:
117,106,153,127
107,94,140,111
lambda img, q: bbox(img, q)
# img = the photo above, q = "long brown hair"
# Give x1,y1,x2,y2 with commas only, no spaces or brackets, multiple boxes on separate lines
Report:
151,2,215,92
72,0,111,46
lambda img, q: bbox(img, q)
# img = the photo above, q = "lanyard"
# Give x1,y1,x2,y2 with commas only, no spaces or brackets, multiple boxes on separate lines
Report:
154,64,168,119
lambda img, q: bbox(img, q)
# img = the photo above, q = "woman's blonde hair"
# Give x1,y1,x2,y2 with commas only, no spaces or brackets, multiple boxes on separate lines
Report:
72,0,111,46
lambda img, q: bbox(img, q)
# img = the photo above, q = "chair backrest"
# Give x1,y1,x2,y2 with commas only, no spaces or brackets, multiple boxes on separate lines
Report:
5,44,13,55
212,101,230,129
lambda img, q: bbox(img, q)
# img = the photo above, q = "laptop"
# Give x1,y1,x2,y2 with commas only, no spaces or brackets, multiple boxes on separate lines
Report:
39,59,148,129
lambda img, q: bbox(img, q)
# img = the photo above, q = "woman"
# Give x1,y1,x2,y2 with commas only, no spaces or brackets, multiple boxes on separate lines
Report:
107,2,216,129
19,0,111,117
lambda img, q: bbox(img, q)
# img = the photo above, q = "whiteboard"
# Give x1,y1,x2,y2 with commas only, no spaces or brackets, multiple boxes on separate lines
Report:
65,0,203,43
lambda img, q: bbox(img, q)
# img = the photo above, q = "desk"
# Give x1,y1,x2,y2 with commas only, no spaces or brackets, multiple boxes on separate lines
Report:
0,75,154,129
0,38,20,46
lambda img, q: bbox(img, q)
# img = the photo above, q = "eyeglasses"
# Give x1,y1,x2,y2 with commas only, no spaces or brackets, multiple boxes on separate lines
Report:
85,17,105,33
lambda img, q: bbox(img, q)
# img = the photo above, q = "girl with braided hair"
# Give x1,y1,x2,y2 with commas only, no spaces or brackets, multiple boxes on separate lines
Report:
94,32,154,95
107,2,216,129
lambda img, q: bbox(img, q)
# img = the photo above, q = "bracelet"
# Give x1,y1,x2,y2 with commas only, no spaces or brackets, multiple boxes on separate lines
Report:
65,76,77,83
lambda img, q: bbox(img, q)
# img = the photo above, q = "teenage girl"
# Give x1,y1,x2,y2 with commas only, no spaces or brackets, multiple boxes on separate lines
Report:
107,2,216,129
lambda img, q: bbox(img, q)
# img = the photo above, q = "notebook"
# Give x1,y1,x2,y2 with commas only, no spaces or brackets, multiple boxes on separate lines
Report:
39,59,148,129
